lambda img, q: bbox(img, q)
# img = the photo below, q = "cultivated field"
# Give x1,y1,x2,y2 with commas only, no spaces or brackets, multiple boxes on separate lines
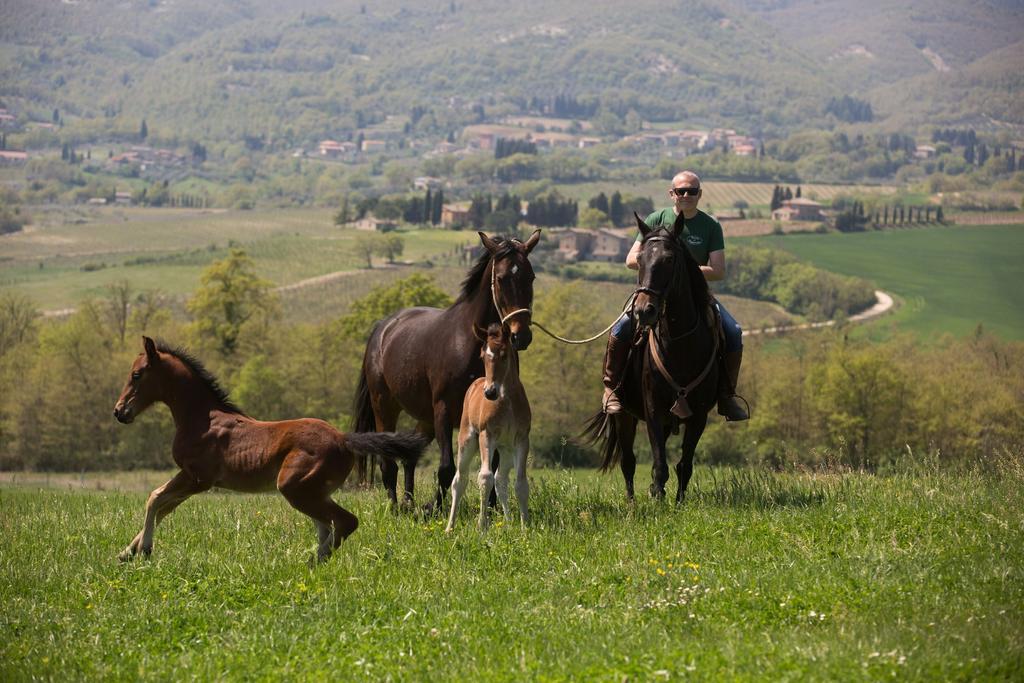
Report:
749,223,1024,340
2,464,1021,680
0,206,799,330
559,181,897,212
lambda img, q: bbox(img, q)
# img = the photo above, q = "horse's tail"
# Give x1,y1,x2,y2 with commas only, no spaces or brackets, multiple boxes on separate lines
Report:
344,431,429,471
351,356,377,483
582,410,620,472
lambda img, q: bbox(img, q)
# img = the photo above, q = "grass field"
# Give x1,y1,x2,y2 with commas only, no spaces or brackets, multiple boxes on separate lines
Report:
2,464,1021,680
746,223,1024,340
0,208,480,311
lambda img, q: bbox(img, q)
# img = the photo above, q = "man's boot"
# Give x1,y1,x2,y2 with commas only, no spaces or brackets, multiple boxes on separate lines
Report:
602,335,631,414
717,348,749,421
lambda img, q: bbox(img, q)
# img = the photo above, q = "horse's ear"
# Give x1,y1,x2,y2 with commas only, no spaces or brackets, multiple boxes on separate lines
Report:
478,231,499,254
634,211,651,238
523,228,541,254
671,210,686,238
142,336,159,363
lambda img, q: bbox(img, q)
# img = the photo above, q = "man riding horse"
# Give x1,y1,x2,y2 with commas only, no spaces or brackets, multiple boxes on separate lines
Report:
602,170,748,422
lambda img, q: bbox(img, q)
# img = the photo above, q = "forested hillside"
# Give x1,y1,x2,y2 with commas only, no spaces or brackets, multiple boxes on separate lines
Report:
2,0,1021,149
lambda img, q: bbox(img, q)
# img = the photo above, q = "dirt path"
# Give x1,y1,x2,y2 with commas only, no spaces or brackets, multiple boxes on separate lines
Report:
745,290,894,336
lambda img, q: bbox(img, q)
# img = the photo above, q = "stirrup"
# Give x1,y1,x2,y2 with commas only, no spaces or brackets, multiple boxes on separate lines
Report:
603,390,623,414
717,394,750,421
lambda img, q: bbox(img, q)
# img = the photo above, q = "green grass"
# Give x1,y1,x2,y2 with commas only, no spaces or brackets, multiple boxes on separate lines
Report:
0,207,480,310
2,465,1022,680
746,223,1024,340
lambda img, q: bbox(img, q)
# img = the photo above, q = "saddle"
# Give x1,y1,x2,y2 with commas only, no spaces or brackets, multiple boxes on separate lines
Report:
631,297,722,420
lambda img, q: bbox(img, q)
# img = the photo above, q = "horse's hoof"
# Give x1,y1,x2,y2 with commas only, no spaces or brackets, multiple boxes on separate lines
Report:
399,497,416,513
118,549,135,563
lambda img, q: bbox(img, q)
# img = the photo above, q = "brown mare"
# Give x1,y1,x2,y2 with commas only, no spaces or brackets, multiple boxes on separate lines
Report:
446,323,531,532
584,212,719,502
113,337,427,563
353,230,539,513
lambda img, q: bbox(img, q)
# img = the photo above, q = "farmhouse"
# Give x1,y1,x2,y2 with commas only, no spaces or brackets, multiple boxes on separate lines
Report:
318,140,356,158
552,227,633,262
441,202,472,228
360,139,386,153
353,215,396,231
771,197,824,221
0,150,28,164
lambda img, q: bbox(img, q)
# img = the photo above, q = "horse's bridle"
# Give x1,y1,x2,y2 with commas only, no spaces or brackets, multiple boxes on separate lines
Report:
633,233,700,338
490,248,532,327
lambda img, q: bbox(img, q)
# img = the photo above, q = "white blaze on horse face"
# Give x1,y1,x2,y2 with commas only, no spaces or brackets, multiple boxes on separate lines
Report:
511,265,519,275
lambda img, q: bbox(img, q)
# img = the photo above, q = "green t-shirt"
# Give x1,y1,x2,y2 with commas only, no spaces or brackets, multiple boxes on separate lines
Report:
636,208,725,266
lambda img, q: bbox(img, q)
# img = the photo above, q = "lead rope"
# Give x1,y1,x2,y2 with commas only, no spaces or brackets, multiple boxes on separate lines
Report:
491,256,637,345
532,291,639,345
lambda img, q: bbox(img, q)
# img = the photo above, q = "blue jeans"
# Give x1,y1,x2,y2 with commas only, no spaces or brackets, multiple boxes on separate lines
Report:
611,300,743,353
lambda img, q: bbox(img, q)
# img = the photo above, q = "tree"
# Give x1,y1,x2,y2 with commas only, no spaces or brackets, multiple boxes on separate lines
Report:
186,249,279,358
432,189,444,225
338,274,452,341
578,207,610,229
0,292,38,358
103,280,133,348
609,191,625,227
334,197,352,226
588,192,610,217
381,234,405,263
354,233,383,269
139,119,148,141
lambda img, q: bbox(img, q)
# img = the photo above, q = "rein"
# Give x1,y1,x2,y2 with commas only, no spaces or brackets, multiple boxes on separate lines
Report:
639,231,718,418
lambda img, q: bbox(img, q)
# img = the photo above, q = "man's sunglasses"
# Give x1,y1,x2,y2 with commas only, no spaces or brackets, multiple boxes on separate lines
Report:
672,187,700,197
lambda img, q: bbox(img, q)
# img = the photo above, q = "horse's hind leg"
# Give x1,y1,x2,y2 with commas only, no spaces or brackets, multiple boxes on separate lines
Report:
120,470,209,561
380,458,399,508
616,416,639,502
676,414,708,505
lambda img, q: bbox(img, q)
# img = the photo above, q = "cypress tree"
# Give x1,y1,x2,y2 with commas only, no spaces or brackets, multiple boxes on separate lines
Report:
432,189,444,226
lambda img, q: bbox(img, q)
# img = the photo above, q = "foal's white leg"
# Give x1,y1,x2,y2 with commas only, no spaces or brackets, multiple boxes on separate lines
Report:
121,470,206,561
494,437,513,520
477,430,496,531
513,435,530,527
446,429,477,533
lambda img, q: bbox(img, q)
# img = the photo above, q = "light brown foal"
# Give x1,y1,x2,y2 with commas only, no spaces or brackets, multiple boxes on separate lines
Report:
446,324,531,532
114,337,426,563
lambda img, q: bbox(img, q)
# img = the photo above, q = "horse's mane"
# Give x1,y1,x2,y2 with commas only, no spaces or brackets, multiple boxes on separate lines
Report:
455,237,518,304
645,227,712,320
155,341,246,415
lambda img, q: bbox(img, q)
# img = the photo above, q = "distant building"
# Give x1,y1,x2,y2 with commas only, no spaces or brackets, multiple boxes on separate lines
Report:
441,203,472,228
771,198,823,221
590,228,634,262
353,215,396,231
318,140,356,158
0,150,28,164
551,227,633,262
413,176,442,190
114,190,133,205
554,228,594,262
360,139,386,153
914,145,937,159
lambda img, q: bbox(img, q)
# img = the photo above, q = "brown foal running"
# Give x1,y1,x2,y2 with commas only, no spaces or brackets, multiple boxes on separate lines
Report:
446,324,531,532
113,337,426,563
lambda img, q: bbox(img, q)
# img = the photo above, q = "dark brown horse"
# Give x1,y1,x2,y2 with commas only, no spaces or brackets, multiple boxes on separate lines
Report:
113,337,427,563
584,213,719,502
353,230,540,512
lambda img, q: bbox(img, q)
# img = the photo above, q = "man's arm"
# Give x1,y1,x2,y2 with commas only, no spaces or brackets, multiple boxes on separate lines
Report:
625,240,642,270
702,249,725,281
